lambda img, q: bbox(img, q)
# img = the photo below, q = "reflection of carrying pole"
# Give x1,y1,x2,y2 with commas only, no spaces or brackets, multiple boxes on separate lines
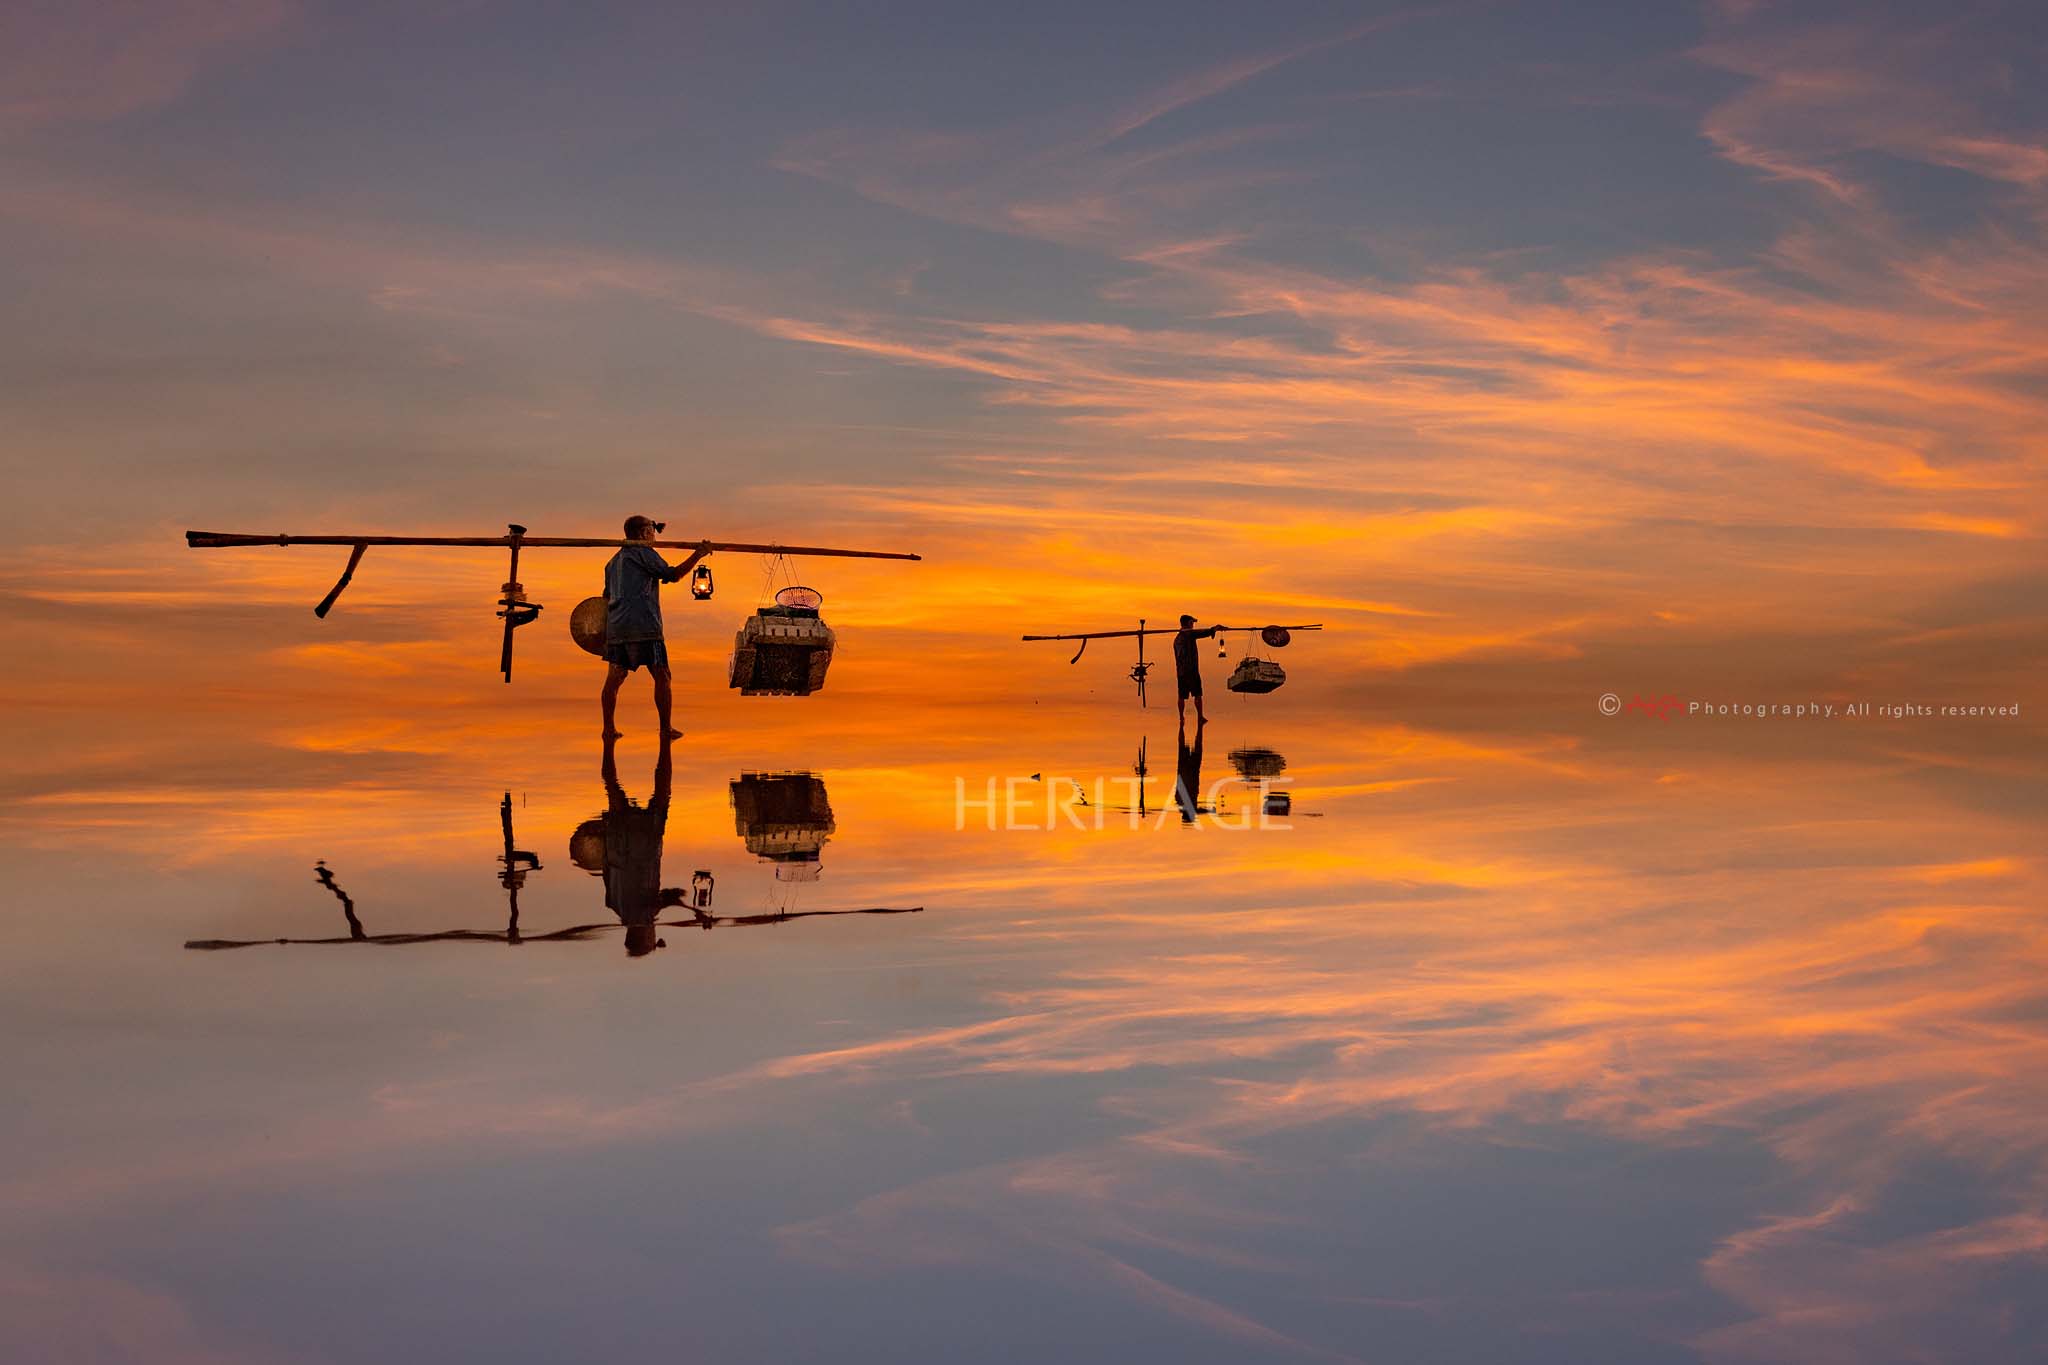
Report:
183,906,923,950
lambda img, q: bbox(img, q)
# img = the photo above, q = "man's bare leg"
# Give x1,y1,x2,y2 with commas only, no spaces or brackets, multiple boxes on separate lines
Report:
652,665,681,739
601,664,628,738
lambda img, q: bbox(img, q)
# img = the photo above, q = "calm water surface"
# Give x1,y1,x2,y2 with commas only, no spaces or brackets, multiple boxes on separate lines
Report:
2,698,2042,1363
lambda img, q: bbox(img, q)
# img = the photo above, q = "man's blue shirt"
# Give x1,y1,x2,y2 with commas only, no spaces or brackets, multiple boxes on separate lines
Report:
605,544,680,643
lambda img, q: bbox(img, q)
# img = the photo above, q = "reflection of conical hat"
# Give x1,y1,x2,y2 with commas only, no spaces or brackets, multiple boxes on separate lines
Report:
569,818,606,872
570,597,608,657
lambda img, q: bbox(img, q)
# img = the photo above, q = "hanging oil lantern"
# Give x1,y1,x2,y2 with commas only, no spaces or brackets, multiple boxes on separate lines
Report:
690,869,714,909
691,562,715,600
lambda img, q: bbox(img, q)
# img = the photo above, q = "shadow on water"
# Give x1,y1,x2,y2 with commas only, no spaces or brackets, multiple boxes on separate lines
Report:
185,736,921,955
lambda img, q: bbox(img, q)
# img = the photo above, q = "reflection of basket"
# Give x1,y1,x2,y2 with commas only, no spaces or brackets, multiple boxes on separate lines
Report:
1226,657,1287,694
1228,747,1287,779
729,606,835,696
730,772,835,864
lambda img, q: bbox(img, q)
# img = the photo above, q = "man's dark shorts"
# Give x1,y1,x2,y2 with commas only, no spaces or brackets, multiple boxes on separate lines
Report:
605,639,669,672
1178,675,1202,700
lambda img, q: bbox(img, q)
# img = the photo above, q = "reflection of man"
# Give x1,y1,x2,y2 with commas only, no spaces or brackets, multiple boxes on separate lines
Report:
1174,722,1205,826
600,515,710,741
1173,614,1221,727
600,734,684,956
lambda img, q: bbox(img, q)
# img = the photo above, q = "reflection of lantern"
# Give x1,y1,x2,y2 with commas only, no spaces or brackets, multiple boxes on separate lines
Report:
691,563,714,600
690,869,714,909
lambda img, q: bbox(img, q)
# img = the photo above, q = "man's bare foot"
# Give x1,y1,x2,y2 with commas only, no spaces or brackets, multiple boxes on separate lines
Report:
602,728,623,740
661,727,683,740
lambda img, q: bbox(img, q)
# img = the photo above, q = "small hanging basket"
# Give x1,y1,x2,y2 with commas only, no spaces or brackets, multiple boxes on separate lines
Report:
729,590,835,696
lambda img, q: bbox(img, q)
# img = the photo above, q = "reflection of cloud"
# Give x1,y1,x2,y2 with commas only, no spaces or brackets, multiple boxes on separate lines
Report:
1697,1202,2048,1365
776,1155,1368,1362
2,683,2041,1357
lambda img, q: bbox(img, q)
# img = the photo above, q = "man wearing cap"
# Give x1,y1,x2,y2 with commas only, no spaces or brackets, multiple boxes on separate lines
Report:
601,515,709,739
1173,614,1221,728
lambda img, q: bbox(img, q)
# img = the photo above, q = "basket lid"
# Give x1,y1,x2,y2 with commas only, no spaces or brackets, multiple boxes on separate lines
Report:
775,585,824,610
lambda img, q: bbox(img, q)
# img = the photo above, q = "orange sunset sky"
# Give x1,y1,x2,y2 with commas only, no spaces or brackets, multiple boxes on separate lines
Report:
4,8,2048,1362
0,0,2041,748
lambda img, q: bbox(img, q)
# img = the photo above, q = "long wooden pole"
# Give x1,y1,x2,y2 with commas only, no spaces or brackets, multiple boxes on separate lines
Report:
1023,623,1323,641
188,531,920,560
183,906,923,950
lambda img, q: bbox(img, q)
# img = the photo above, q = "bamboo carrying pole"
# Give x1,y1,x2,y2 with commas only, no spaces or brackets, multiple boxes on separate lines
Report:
186,526,922,681
1021,621,1325,706
1021,623,1324,641
188,531,921,559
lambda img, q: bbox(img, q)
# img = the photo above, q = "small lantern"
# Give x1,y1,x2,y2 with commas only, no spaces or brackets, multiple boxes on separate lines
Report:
691,563,714,600
690,869,714,909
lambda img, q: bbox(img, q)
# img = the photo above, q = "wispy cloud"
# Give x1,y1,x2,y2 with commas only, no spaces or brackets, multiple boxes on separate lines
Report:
0,0,299,135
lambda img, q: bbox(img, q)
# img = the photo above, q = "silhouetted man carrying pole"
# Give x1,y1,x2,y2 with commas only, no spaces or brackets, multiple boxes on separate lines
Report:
1173,614,1220,727
600,514,709,739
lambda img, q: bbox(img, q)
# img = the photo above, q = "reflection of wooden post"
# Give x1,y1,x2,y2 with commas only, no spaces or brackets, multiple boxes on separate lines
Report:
498,791,541,944
316,861,364,940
